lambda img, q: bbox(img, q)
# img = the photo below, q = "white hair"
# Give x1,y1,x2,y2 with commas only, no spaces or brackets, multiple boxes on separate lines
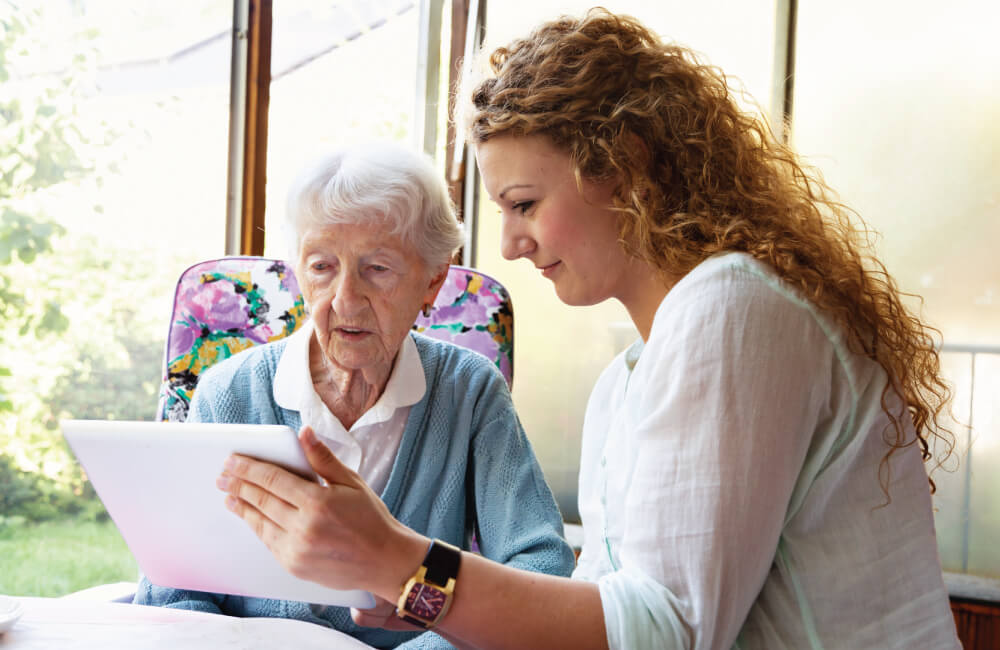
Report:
283,141,463,269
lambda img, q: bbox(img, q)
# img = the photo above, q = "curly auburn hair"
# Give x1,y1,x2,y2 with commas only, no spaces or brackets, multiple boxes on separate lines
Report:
464,8,953,494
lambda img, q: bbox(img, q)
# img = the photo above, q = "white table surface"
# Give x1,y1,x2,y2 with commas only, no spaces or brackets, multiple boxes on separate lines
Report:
0,597,375,649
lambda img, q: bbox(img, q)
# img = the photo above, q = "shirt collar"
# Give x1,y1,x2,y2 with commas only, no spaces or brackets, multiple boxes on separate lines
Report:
624,338,644,372
357,332,425,426
273,321,426,427
273,319,315,410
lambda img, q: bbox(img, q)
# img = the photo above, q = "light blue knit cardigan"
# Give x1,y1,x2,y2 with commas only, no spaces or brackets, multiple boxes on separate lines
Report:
135,332,575,649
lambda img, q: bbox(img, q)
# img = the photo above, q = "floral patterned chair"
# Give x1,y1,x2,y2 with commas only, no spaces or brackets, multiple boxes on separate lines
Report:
157,257,514,422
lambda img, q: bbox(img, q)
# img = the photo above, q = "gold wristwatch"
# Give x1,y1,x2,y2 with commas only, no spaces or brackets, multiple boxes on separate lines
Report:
396,539,461,629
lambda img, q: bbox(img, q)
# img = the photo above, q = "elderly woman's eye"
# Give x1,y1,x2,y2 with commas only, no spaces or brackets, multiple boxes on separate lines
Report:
370,264,390,273
311,261,330,272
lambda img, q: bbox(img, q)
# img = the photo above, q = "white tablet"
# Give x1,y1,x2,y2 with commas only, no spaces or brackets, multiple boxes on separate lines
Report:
61,419,375,609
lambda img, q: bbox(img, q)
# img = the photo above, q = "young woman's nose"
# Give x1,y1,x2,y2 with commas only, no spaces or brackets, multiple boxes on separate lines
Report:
499,216,534,261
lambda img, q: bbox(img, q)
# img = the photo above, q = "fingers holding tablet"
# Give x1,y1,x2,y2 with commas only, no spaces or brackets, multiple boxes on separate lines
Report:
217,426,428,599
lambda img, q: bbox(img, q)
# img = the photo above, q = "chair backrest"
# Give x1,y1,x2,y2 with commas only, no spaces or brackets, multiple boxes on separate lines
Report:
157,257,514,422
412,265,514,387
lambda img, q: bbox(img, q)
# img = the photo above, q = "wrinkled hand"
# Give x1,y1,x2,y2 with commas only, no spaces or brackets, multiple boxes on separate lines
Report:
216,425,428,600
351,595,420,631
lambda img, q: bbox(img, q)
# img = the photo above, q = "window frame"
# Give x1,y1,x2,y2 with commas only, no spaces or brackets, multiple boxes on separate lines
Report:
228,0,482,257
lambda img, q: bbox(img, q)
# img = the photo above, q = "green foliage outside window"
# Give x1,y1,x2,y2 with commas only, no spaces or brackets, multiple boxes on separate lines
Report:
1,8,76,406
0,4,162,531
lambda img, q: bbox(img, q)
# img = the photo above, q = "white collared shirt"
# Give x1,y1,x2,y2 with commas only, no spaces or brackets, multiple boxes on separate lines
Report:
273,320,425,496
573,253,958,649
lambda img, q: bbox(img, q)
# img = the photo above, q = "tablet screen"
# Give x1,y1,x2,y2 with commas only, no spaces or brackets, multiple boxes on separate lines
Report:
62,419,375,609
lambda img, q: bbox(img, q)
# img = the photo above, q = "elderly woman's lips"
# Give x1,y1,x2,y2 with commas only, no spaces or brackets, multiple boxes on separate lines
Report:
335,326,370,338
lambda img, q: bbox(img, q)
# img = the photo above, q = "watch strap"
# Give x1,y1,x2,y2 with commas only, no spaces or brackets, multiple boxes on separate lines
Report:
422,539,461,586
400,613,429,627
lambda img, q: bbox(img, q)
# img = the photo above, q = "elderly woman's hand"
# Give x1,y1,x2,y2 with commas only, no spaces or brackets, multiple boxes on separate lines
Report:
351,595,422,631
216,426,429,601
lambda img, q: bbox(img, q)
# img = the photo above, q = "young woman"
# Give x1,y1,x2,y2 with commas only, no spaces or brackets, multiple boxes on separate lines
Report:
216,9,960,649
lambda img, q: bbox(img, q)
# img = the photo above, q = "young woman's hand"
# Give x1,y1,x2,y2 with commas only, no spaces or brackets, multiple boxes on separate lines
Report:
216,425,428,601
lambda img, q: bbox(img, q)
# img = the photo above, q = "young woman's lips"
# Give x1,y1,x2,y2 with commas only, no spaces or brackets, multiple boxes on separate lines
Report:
540,261,561,279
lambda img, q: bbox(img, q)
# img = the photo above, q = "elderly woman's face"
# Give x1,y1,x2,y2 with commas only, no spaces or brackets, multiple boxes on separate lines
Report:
296,222,446,375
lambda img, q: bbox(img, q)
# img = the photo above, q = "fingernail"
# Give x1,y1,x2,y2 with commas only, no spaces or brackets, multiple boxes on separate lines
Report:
216,475,231,490
223,455,236,470
225,495,238,511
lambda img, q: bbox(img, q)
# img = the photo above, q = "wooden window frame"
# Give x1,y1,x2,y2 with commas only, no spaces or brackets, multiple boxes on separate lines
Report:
226,0,271,256
226,0,467,258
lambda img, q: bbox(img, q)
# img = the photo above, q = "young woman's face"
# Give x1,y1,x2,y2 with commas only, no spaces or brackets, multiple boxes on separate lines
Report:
476,134,635,307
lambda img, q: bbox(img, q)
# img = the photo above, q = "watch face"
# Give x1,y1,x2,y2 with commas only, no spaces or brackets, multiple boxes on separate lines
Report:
406,583,447,620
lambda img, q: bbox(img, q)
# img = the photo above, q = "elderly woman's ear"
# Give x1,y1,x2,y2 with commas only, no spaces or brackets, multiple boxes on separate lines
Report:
421,264,450,317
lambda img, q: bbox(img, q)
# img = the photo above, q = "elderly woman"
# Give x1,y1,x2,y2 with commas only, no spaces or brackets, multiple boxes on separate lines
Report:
134,141,575,649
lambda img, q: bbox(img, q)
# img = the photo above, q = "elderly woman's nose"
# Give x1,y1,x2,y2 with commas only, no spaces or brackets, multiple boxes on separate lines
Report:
331,273,367,315
500,217,533,261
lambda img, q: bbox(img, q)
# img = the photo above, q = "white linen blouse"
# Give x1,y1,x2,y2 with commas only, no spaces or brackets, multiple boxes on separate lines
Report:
272,320,425,496
572,252,959,649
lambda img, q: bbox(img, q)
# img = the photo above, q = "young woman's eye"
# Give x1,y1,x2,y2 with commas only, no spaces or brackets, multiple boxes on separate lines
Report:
511,200,534,215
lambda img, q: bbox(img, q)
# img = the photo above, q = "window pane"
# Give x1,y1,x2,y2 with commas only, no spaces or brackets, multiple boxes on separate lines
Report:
476,1,777,520
931,350,1000,579
933,352,973,573
262,1,421,258
968,354,1000,577
792,0,1000,576
1,0,232,595
793,0,1000,345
